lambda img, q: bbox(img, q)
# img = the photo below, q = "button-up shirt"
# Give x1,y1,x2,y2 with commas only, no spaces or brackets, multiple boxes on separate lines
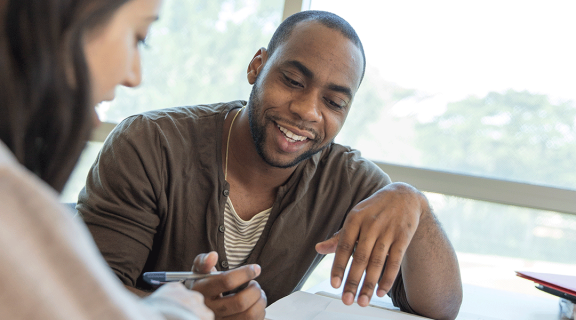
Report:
78,101,411,309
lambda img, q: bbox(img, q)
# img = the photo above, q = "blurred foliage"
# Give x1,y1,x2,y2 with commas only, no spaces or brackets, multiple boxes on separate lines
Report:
416,90,576,188
103,0,284,122
435,194,576,264
338,67,417,148
415,90,576,263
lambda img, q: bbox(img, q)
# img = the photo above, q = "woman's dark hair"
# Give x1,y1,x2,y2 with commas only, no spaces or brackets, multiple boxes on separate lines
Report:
0,0,128,192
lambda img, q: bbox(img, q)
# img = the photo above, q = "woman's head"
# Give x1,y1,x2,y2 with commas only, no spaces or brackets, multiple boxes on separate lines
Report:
0,0,161,192
84,0,161,105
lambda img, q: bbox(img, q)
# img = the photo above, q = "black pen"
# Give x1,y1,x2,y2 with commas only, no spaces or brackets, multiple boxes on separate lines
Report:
536,284,576,303
143,271,223,285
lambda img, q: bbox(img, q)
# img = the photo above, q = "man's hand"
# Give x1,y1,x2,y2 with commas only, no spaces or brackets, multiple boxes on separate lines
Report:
315,182,424,307
186,252,267,320
145,282,214,320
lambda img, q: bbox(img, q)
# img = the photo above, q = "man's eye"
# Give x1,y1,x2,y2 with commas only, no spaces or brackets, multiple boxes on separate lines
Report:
284,75,303,88
324,97,345,109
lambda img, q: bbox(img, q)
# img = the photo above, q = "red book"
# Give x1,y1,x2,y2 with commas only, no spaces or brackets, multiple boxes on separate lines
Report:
516,271,576,297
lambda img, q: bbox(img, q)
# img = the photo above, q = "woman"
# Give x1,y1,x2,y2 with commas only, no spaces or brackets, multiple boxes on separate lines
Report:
0,0,213,319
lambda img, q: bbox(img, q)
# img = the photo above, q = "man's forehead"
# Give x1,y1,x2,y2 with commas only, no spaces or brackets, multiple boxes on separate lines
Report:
270,20,364,89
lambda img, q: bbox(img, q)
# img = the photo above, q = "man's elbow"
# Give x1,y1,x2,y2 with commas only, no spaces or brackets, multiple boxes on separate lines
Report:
434,297,462,320
414,288,463,320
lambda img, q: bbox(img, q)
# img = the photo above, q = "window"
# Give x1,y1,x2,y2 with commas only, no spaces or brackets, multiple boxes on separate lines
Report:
98,0,284,124
62,0,576,298
311,0,576,188
61,0,285,202
302,0,576,295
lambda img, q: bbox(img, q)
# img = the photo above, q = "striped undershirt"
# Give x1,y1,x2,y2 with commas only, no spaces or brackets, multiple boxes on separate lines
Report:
224,197,271,269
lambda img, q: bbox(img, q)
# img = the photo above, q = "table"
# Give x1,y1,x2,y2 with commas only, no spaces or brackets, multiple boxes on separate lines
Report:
305,279,560,320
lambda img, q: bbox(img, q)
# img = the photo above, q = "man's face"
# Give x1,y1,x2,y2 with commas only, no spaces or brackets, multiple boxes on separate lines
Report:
247,21,364,168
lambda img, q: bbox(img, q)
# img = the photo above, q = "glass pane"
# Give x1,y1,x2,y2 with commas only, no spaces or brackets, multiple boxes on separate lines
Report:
303,193,576,296
310,0,576,189
65,0,285,201
430,193,576,264
97,0,285,123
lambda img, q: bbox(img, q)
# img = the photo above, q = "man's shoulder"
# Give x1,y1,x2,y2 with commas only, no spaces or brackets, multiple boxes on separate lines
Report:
112,100,246,139
319,143,365,167
131,100,246,124
316,142,390,184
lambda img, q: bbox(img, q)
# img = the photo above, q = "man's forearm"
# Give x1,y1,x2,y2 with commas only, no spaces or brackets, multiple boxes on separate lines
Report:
124,284,154,298
401,194,462,320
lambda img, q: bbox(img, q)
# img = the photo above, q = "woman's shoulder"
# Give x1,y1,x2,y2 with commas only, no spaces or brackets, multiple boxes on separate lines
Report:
0,143,157,320
0,142,64,219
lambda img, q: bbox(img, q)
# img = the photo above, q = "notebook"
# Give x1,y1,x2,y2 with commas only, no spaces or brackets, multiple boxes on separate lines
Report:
265,291,431,320
516,271,576,300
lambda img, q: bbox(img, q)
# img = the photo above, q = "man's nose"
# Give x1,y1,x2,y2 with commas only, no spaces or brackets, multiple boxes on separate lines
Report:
289,91,322,122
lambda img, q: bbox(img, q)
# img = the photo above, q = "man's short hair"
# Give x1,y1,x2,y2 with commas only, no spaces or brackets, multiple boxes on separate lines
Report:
267,10,366,85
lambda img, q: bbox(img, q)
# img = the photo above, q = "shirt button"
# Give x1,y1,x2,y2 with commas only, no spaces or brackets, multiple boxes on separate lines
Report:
218,225,225,233
221,260,229,268
223,189,229,197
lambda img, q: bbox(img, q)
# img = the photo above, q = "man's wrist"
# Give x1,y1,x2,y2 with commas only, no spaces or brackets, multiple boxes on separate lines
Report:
386,182,429,220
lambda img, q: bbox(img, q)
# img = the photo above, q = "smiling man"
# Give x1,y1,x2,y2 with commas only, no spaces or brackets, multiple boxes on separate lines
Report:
78,10,462,320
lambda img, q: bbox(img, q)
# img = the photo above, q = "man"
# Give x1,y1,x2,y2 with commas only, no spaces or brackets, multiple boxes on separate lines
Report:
78,10,462,320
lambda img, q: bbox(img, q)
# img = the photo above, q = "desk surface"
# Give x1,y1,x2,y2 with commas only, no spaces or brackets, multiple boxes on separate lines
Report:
306,280,560,320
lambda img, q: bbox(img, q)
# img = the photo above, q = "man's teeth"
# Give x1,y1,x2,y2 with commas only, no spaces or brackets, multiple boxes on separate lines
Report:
277,125,307,142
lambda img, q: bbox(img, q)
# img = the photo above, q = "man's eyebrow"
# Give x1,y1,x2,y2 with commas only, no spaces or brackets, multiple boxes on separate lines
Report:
286,60,314,79
328,84,353,100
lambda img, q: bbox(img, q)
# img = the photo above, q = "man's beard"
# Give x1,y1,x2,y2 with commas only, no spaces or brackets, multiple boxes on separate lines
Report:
247,82,330,169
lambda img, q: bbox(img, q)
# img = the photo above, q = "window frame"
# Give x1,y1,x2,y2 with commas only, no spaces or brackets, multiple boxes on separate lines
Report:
89,0,576,216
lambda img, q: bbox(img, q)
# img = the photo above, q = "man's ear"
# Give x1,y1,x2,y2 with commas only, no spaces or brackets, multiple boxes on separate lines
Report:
247,47,268,85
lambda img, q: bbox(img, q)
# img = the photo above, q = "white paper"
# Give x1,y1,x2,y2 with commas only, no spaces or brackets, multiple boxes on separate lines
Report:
266,291,330,320
266,291,430,320
312,311,383,320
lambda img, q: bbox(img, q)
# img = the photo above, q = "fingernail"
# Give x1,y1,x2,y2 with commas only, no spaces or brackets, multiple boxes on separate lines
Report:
377,288,386,297
358,295,369,307
201,254,207,264
343,292,354,305
252,264,261,276
331,277,341,288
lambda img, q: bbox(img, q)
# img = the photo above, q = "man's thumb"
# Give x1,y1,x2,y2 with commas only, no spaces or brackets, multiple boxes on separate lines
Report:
315,231,340,254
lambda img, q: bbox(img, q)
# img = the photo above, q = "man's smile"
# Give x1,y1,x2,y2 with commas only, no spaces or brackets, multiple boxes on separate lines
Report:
271,120,318,154
276,124,308,142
